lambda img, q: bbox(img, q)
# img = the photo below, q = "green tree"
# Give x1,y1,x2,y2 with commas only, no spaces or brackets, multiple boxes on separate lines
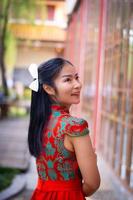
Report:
0,0,35,96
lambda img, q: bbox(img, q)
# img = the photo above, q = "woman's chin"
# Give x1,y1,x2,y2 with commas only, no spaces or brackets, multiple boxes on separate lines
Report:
72,99,80,104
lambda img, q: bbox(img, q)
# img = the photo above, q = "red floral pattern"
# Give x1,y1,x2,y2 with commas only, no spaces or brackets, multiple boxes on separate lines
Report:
36,103,89,181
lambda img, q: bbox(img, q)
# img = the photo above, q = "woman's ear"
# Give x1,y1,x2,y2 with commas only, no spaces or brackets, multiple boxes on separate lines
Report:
43,84,56,96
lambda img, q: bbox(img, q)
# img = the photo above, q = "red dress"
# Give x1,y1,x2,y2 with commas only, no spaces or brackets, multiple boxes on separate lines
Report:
31,103,89,200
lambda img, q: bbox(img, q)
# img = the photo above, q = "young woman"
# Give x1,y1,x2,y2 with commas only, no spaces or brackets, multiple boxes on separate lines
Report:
28,57,100,200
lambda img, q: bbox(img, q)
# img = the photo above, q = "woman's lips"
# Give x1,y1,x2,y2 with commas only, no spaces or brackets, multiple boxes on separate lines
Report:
71,93,80,96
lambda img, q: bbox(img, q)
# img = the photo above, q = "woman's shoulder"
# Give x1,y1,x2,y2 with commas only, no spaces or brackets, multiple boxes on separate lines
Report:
60,114,90,137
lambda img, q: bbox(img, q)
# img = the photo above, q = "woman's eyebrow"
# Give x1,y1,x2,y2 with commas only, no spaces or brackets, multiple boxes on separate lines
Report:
61,73,78,78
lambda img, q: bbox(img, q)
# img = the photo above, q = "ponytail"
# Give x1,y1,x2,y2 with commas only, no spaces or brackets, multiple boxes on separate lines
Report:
28,85,51,157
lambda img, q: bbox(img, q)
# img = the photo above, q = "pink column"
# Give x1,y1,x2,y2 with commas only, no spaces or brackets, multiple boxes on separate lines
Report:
92,0,106,148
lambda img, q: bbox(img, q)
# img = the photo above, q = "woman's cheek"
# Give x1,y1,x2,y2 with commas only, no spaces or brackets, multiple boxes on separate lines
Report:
61,82,71,90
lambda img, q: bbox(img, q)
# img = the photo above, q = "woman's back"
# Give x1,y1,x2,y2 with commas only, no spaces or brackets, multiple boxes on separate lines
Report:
36,103,89,181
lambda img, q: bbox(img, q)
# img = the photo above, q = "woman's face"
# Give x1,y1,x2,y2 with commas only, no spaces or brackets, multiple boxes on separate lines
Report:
53,64,82,107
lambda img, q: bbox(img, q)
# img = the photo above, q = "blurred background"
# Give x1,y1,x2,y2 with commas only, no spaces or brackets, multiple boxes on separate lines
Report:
0,0,132,200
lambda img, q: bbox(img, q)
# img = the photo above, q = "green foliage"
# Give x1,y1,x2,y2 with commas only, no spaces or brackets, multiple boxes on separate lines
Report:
10,0,36,23
0,86,3,92
8,106,28,117
0,0,8,17
0,0,36,80
0,0,36,31
0,167,21,192
4,30,17,71
23,88,31,100
0,0,46,95
0,0,8,31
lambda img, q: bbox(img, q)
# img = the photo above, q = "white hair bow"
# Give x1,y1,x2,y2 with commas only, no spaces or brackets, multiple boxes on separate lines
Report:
28,63,39,92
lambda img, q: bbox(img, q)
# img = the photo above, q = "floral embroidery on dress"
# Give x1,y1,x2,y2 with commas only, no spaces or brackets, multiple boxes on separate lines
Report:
44,142,55,156
36,103,89,181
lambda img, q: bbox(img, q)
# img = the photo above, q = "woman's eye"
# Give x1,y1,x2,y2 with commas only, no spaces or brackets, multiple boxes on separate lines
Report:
76,76,79,80
64,78,71,82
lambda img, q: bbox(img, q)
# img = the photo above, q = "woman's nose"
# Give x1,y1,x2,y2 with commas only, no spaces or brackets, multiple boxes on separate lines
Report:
74,79,82,89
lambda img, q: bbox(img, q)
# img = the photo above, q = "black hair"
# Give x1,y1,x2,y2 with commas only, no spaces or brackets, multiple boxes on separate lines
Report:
28,57,73,158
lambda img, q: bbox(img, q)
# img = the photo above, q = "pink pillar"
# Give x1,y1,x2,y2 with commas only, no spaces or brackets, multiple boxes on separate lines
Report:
78,0,88,116
92,0,106,148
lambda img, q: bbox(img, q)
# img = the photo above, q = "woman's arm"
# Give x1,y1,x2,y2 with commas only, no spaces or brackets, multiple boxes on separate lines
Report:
69,134,101,197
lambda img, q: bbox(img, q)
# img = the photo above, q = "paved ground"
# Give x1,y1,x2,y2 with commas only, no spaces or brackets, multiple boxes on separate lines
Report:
0,116,30,169
0,116,132,200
